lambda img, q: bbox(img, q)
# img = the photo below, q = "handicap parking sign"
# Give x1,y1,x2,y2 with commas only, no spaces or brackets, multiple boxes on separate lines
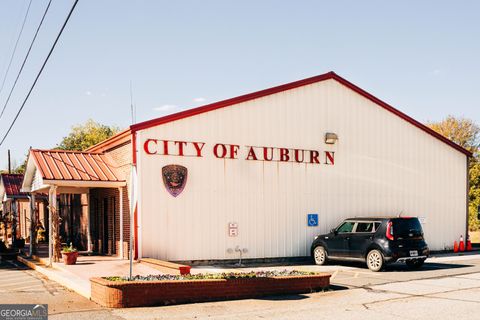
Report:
307,214,318,227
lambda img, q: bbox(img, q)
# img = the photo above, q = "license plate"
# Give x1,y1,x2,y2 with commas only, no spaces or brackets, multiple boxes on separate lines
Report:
410,250,418,257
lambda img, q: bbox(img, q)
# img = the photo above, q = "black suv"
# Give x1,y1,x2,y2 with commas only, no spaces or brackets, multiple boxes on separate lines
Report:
311,217,429,271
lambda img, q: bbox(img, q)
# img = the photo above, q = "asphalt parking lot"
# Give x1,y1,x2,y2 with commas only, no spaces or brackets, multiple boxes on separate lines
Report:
322,253,480,288
2,252,480,319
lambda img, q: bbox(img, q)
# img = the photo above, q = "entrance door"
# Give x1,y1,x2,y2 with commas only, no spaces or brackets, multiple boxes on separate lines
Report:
103,198,109,254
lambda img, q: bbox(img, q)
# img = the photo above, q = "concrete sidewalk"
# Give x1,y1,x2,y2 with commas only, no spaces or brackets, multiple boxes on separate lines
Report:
17,255,166,299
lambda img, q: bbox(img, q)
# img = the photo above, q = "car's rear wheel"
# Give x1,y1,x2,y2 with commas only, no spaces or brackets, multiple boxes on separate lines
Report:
313,246,327,265
366,249,384,272
406,259,425,269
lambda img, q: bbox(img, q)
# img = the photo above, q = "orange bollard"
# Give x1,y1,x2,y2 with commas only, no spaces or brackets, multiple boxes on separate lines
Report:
467,235,473,251
453,240,459,253
459,235,465,252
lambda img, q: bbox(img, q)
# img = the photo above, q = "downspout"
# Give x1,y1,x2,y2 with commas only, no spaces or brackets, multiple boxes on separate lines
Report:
132,130,138,260
466,156,470,241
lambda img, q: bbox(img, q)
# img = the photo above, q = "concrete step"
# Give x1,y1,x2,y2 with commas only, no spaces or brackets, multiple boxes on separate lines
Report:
140,258,190,275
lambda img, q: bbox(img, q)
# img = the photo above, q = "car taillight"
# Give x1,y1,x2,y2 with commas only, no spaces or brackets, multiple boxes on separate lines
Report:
386,221,394,240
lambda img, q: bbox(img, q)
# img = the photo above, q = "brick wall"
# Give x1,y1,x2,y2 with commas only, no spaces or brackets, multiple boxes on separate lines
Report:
90,141,132,258
91,274,331,308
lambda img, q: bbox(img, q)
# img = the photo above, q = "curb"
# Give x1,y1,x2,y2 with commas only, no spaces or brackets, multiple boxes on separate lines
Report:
16,255,91,299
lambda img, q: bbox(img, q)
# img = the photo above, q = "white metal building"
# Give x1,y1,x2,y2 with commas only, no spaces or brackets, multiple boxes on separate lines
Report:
23,72,471,262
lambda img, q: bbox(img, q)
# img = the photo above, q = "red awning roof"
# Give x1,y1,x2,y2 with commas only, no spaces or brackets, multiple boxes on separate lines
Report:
1,174,27,198
30,149,124,182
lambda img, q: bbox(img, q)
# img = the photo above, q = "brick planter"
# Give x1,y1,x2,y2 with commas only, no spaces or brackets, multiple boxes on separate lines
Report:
91,274,330,308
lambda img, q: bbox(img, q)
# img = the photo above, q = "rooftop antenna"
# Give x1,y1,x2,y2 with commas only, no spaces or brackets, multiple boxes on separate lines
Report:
130,80,136,124
398,211,404,217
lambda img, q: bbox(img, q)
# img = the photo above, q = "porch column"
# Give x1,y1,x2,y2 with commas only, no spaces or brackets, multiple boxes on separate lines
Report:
12,200,17,247
86,191,92,252
118,187,124,259
29,193,36,257
48,185,57,266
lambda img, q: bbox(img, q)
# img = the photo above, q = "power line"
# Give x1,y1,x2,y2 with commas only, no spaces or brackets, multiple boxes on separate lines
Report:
0,0,33,97
0,0,53,121
0,0,80,147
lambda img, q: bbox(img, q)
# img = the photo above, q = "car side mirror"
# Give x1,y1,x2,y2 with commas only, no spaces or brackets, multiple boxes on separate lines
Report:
331,228,337,235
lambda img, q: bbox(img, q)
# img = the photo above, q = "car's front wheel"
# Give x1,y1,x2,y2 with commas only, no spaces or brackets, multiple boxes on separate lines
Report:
366,249,384,272
313,246,328,265
406,259,425,269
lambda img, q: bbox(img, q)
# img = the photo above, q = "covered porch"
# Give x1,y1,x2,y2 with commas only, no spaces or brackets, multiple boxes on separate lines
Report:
22,149,129,266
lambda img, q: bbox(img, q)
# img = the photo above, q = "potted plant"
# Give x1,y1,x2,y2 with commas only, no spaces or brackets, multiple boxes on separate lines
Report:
61,243,78,265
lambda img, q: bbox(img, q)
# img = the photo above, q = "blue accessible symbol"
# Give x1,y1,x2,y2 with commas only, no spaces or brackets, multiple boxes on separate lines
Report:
307,214,318,227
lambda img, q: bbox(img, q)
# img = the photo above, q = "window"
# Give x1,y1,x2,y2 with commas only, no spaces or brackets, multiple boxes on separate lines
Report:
356,222,374,233
374,222,381,231
337,221,355,233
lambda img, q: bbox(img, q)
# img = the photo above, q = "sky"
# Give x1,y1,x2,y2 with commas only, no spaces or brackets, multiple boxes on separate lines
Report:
0,0,479,169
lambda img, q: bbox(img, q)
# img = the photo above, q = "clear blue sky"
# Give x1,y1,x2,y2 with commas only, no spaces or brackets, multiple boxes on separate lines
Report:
0,0,479,169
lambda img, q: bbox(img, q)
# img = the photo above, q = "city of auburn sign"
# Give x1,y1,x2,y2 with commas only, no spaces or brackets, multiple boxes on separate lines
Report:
143,139,335,165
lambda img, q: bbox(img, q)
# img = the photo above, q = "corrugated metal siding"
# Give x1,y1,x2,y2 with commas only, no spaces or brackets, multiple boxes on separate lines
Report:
137,79,467,261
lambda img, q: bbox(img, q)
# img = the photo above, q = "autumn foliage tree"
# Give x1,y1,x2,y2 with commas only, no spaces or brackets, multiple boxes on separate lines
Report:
428,116,480,231
57,119,120,151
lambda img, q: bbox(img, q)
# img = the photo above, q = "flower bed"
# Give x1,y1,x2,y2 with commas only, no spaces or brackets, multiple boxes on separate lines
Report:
91,270,331,308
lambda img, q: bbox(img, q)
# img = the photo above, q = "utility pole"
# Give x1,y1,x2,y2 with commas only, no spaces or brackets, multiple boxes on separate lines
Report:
8,149,11,173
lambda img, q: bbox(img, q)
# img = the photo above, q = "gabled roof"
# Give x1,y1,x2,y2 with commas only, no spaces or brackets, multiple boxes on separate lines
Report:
129,71,471,157
30,149,124,182
1,174,28,198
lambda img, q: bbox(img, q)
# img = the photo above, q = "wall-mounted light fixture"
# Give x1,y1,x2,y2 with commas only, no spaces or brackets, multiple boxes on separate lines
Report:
325,132,338,144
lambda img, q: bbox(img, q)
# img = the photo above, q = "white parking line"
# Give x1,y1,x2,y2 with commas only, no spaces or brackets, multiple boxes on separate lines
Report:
330,270,339,280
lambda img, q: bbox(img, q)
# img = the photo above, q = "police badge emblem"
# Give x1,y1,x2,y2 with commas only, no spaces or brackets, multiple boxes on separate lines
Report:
162,165,188,197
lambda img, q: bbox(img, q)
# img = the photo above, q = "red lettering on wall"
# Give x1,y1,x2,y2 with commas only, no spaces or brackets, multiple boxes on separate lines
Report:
213,144,227,158
294,149,304,163
174,141,187,156
325,151,335,165
144,139,158,155
263,147,273,161
163,140,169,155
229,145,240,159
193,142,205,157
279,148,290,162
309,150,320,164
246,147,258,160
143,138,335,166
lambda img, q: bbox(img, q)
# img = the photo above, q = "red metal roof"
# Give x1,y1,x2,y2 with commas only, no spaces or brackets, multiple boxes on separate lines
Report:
1,174,27,198
129,71,471,157
30,149,124,182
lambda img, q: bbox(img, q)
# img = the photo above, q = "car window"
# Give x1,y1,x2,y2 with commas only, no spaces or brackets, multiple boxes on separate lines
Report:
374,222,381,231
356,222,374,233
337,221,355,233
392,218,423,237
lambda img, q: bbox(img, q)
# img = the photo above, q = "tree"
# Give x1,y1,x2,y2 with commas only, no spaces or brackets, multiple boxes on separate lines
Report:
57,119,121,151
428,115,480,231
